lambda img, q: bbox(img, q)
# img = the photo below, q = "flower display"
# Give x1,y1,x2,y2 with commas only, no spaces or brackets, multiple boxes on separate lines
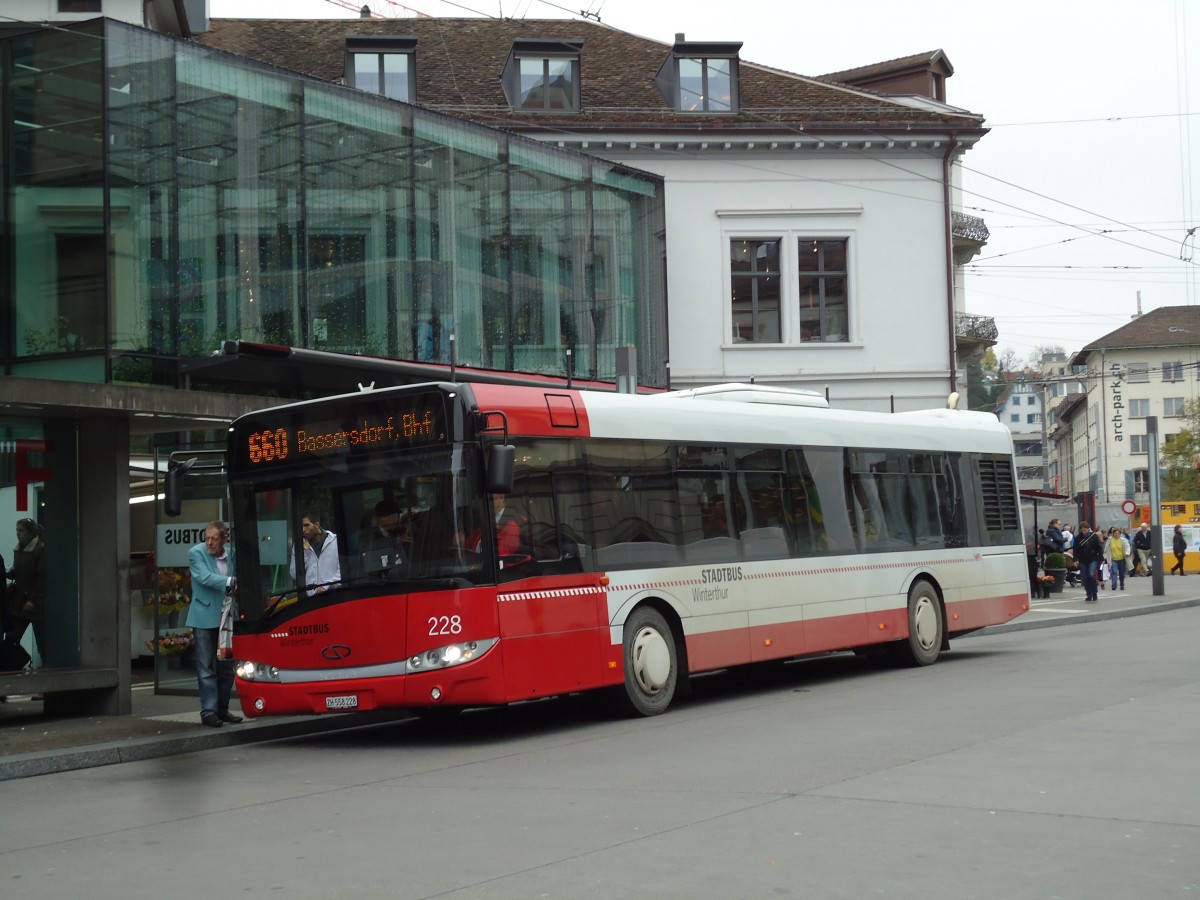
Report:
150,567,192,614
146,630,194,656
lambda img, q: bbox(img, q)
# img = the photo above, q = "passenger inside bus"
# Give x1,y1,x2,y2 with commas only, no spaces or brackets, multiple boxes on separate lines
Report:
358,499,408,577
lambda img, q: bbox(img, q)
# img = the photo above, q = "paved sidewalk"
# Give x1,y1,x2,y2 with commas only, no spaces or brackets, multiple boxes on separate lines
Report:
2,572,1196,781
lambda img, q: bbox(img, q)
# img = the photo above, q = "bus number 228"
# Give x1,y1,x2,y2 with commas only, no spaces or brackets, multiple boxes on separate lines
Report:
428,615,462,636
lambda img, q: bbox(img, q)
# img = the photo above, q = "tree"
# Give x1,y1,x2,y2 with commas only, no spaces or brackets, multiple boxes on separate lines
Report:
966,347,1015,413
1026,344,1066,369
1160,399,1200,500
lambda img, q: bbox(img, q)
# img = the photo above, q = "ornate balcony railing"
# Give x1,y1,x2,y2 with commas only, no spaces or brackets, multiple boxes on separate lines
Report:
952,211,989,243
955,311,998,343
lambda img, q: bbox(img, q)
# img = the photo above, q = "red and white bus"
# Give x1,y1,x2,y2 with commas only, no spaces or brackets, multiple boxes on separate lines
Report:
225,381,1029,718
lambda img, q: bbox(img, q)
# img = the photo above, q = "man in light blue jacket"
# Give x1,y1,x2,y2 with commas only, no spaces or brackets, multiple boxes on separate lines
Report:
186,521,241,727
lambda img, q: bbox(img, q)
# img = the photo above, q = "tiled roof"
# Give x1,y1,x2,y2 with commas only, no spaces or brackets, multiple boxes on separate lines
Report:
1073,306,1200,365
195,18,985,134
820,50,952,84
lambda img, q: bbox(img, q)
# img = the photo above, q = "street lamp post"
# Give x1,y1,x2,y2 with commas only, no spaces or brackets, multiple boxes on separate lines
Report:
1147,415,1164,596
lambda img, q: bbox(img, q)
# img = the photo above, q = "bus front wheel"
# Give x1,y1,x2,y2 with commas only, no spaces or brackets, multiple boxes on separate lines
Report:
894,579,943,667
615,606,678,717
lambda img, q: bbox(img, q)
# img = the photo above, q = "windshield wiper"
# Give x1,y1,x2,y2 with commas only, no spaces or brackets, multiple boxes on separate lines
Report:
262,589,301,621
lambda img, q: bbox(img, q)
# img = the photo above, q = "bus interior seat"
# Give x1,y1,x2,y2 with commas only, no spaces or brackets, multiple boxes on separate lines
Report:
683,536,741,563
741,526,791,560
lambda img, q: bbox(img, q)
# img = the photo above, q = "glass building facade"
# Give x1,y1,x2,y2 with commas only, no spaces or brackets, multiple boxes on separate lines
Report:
2,20,667,387
0,19,664,708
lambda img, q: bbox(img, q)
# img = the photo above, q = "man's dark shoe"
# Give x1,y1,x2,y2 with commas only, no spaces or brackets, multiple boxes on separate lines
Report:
201,714,223,727
217,710,243,724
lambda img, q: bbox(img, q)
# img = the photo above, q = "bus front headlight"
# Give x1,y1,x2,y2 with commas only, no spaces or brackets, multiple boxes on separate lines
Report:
405,638,495,673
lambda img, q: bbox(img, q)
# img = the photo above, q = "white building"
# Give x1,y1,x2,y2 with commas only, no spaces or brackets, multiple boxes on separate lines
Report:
1054,306,1200,506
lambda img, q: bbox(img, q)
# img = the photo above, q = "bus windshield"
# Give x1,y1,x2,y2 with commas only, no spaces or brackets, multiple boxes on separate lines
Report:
230,443,493,621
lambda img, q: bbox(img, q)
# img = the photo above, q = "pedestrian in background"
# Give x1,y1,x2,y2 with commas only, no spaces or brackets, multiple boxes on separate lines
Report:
1074,523,1104,602
186,521,242,727
1171,525,1187,576
1132,523,1152,576
1104,526,1130,591
1046,519,1065,554
6,519,46,665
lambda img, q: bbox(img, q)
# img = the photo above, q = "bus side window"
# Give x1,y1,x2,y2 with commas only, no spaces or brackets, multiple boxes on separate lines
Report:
798,447,855,553
938,453,968,547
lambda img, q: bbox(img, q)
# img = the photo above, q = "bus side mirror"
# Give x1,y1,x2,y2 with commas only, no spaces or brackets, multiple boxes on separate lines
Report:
164,458,197,517
486,444,515,494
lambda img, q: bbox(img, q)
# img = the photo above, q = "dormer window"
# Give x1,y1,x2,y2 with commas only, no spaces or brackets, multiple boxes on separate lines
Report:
656,38,741,113
502,39,582,112
346,36,416,102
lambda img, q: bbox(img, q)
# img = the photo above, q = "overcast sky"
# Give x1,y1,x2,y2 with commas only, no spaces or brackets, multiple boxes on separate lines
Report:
207,0,1200,363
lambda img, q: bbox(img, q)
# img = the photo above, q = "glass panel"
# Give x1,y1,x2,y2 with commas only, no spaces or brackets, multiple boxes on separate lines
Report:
509,153,583,374
353,53,381,94
823,276,847,341
544,58,574,109
306,84,410,357
0,417,79,668
175,48,303,356
704,58,732,111
9,24,105,367
108,26,178,382
381,53,409,101
518,57,546,108
678,57,703,110
409,120,506,367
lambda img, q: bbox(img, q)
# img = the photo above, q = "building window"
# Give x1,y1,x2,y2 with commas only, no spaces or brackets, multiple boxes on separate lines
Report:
1010,414,1019,423
1130,434,1148,454
798,239,848,343
346,37,416,102
517,56,578,110
730,240,780,342
656,40,740,113
1127,362,1149,383
1133,469,1151,493
58,0,102,10
678,57,733,111
1164,397,1186,417
502,40,581,112
1163,361,1183,382
1027,413,1041,424
1130,398,1150,417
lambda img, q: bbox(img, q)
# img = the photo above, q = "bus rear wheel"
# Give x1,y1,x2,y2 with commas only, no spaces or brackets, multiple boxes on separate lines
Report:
615,606,678,717
893,579,943,667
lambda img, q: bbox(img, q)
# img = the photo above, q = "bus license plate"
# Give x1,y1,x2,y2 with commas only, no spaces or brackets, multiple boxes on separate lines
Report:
324,694,358,710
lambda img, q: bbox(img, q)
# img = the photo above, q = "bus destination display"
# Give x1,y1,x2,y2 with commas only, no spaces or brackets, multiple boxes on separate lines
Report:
238,396,446,468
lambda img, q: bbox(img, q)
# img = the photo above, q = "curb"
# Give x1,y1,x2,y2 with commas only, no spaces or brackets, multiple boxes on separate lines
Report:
0,709,410,781
969,596,1200,636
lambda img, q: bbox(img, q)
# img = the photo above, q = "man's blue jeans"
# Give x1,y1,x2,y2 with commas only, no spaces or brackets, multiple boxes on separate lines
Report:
1081,559,1100,598
193,626,234,717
